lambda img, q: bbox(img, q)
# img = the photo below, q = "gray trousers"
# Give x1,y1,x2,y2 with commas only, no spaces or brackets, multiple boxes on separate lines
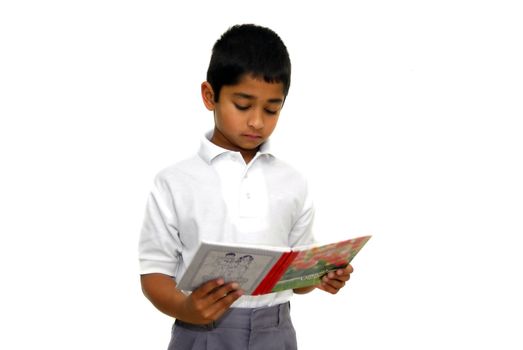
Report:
168,302,297,350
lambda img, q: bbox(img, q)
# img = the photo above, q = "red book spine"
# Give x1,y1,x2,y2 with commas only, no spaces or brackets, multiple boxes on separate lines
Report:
263,251,299,294
252,251,299,295
252,253,290,295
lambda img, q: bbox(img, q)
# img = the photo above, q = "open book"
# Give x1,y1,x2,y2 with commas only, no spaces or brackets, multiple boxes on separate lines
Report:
176,235,371,295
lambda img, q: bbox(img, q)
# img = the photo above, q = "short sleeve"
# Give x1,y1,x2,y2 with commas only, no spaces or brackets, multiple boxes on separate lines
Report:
288,180,316,247
138,175,182,276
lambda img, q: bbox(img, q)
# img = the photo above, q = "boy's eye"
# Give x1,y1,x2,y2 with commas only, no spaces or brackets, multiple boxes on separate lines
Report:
264,109,278,115
234,103,250,111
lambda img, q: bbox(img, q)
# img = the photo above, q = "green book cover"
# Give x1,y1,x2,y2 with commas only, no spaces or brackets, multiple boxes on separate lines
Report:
271,235,372,292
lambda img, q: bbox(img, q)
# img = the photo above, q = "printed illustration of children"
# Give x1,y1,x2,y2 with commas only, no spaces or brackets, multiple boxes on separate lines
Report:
230,255,254,284
202,252,238,283
215,253,238,282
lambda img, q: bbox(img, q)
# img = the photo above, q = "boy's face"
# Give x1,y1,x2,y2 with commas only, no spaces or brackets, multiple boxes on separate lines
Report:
202,75,285,162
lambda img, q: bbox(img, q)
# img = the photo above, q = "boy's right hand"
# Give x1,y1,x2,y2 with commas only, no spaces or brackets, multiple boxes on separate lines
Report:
180,278,244,324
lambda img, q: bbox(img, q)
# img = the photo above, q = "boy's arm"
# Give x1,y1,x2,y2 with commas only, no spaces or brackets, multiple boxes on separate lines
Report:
140,273,243,324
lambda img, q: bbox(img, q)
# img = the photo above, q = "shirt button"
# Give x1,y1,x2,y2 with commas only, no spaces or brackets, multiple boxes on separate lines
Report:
246,193,251,199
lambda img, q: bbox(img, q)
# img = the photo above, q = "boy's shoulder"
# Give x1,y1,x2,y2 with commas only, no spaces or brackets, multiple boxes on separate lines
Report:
266,155,306,178
153,154,209,186
261,139,308,182
261,155,311,196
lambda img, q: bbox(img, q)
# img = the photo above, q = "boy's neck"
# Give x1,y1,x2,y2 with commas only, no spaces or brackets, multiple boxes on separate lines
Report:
241,151,257,164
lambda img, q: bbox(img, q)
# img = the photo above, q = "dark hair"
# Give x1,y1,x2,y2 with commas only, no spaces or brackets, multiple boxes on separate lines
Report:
206,24,291,102
239,255,254,262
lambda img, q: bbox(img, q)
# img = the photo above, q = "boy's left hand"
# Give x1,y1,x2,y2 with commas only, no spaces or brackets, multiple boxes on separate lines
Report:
317,264,354,294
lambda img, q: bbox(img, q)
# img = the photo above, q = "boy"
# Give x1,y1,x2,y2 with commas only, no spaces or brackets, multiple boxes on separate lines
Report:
139,24,353,349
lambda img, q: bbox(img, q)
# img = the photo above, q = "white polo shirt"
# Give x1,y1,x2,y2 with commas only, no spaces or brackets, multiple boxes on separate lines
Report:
139,132,315,308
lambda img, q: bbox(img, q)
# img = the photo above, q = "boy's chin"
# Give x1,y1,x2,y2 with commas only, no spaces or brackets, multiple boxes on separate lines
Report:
239,142,263,150
235,139,263,148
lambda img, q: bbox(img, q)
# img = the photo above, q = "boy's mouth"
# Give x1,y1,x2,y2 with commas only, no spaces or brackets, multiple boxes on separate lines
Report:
242,134,263,140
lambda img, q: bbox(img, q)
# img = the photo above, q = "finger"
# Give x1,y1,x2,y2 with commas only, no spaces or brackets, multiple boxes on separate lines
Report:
333,264,353,277
206,289,244,320
328,265,353,280
317,282,338,295
326,271,348,281
210,282,241,303
193,282,242,316
192,278,225,299
323,275,346,290
332,272,351,282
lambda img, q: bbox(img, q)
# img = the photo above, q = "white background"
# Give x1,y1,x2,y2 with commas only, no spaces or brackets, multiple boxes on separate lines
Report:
1,1,522,349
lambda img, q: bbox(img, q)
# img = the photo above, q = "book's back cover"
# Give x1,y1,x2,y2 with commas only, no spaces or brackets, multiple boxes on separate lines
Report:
271,235,372,292
176,241,288,295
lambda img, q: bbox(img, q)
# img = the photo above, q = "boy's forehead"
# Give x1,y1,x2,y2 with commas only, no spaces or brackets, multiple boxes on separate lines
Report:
223,75,285,100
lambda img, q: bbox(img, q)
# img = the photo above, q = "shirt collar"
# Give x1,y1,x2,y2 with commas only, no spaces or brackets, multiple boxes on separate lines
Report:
198,131,275,164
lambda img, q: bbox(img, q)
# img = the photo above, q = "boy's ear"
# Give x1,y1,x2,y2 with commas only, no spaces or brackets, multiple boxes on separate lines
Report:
201,81,216,111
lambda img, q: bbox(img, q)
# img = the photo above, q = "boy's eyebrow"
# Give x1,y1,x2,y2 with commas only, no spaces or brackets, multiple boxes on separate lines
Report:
233,92,283,104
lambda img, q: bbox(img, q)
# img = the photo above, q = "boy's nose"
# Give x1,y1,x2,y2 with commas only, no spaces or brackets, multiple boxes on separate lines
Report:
247,110,264,129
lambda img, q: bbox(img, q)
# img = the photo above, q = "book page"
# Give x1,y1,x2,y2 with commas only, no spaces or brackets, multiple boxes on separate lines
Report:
176,241,287,294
